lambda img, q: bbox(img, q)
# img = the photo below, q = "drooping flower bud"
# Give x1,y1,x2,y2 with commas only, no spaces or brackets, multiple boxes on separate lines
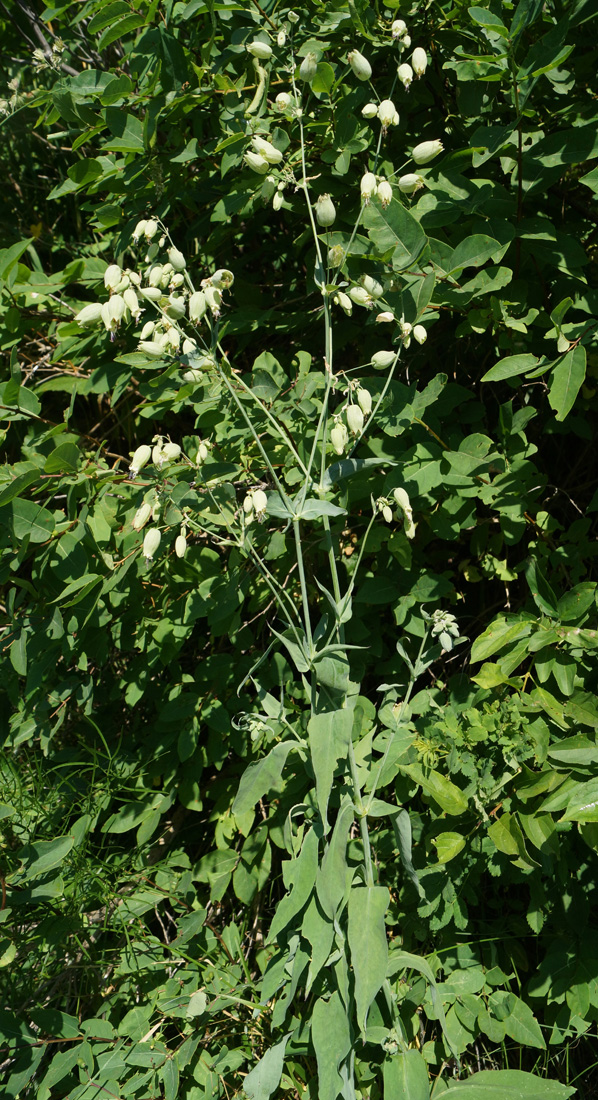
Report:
164,327,181,349
398,173,425,194
398,62,413,90
182,338,197,355
168,247,186,271
252,135,283,164
371,350,396,369
261,175,277,203
123,287,141,319
211,269,234,289
361,102,378,118
243,492,255,515
107,294,125,328
348,49,372,81
403,35,411,49
132,501,152,531
359,274,383,299
392,19,407,39
143,527,161,562
138,340,167,357
346,404,364,435
175,533,187,558
315,194,336,227
412,139,444,165
139,320,155,340
253,489,268,519
393,487,416,538
75,302,103,326
277,29,286,46
377,99,397,129
170,272,184,289
166,295,186,320
348,286,373,309
299,52,318,83
360,171,377,203
247,40,272,60
129,444,152,477
413,324,428,345
357,388,372,416
330,422,349,455
334,291,353,315
144,219,158,239
328,245,344,267
382,504,393,523
148,264,164,287
376,311,395,324
182,367,203,383
139,286,163,302
245,150,270,174
412,48,427,77
132,219,147,241
205,285,222,318
104,264,122,290
377,180,393,208
273,191,285,212
189,290,207,323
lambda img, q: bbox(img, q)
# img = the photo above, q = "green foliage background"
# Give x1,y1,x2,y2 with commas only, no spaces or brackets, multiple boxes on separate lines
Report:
1,0,598,1098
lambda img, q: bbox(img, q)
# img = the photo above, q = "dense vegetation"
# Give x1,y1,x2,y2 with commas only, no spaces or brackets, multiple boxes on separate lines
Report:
2,0,598,1097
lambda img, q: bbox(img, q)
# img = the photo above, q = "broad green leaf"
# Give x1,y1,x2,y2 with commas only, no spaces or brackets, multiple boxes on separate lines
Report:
565,692,598,728
9,498,55,543
15,835,74,880
547,735,598,766
0,467,39,507
268,827,319,942
383,1049,430,1100
438,1070,573,1098
44,443,81,474
391,808,424,896
363,198,426,270
401,764,468,815
468,6,508,33
481,353,538,382
87,1,130,33
561,778,598,823
242,1033,292,1100
525,560,558,618
433,831,466,863
308,709,353,829
447,234,501,274
295,498,347,520
312,993,352,1100
503,995,545,1049
471,619,533,663
348,885,389,1033
322,457,396,490
232,741,296,816
548,346,586,421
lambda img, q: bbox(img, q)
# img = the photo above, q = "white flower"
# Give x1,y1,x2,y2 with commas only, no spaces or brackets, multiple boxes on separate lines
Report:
412,48,427,77
362,103,378,118
398,63,413,90
377,99,397,129
398,173,425,194
413,324,427,345
360,171,378,203
377,180,393,208
412,139,444,165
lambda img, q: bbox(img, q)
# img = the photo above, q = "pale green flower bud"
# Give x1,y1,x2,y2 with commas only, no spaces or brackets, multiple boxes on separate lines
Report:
275,92,292,112
129,444,152,477
205,285,222,317
243,492,255,515
175,533,187,558
334,291,353,315
398,62,413,90
412,48,427,77
112,275,130,294
132,501,152,530
403,35,412,49
393,487,416,538
362,103,378,118
331,422,349,455
253,489,268,519
261,175,277,202
382,504,393,523
148,265,164,287
132,219,147,241
168,247,186,271
361,171,377,203
277,30,286,46
247,40,272,60
164,327,181,349
107,294,125,328
189,290,207,323
273,191,285,211
170,273,184,289
166,295,186,320
123,287,141,318
392,19,407,38
359,274,383,299
252,136,283,164
127,270,141,286
143,527,161,562
346,404,364,435
413,324,427,345
348,49,372,81
144,219,158,239
357,388,372,416
245,149,270,174
377,99,397,129
398,173,425,194
140,320,155,339
182,338,197,354
211,269,234,289
315,194,336,227
376,311,394,323
104,264,122,290
328,245,344,267
197,442,210,464
412,139,444,165
371,350,395,368
348,286,373,309
139,286,163,301
288,10,299,23
138,340,167,357
299,52,318,83
377,180,393,208
75,302,103,326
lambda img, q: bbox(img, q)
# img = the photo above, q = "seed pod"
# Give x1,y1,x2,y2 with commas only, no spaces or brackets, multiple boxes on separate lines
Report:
75,302,103,326
360,171,377,203
132,219,147,241
168,247,186,271
252,136,283,164
165,295,186,320
139,285,163,301
359,274,383,299
377,99,397,129
334,291,353,315
247,40,272,60
205,285,222,317
398,62,413,90
299,52,318,83
245,150,270,174
330,422,349,455
392,19,407,38
148,265,164,287
413,324,427,344
189,290,207,323
361,102,378,118
211,269,234,289
357,388,372,416
371,349,395,369
175,533,187,558
348,286,372,309
138,340,166,357
315,194,336,227
377,180,393,208
129,444,152,477
398,173,425,194
348,49,372,81
123,287,141,318
253,489,268,518
346,404,364,435
143,527,161,562
412,47,427,77
144,219,159,239
412,139,444,165
104,264,122,290
132,501,152,531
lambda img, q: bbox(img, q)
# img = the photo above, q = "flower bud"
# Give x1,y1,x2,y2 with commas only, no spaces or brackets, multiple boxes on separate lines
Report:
132,219,147,241
412,47,427,77
413,324,427,345
299,52,318,83
398,173,425,194
328,245,344,267
175,533,187,558
403,35,411,49
138,340,167,357
277,29,286,46
334,291,353,315
330,422,349,455
400,320,412,343
108,294,125,327
247,40,272,60
393,487,416,538
361,102,378,118
376,311,395,323
143,527,161,562
357,388,372,416
166,294,186,320
359,274,383,299
348,49,372,81
412,139,444,165
243,492,255,515
360,171,377,204
245,150,270,174
170,273,184,289
377,99,397,129
346,404,364,435
75,302,103,326
144,219,158,239
382,504,393,523
377,180,393,208
182,338,197,354
162,442,181,464
123,287,141,318
211,269,234,289
197,442,210,464
273,191,284,211
252,136,283,165
139,320,155,340
128,270,141,286
104,264,122,290
139,286,163,302
189,290,207,323
164,327,181,349
288,9,299,22
348,286,373,309
315,194,336,227
261,175,277,202
168,247,186,271
113,275,130,294
398,63,413,90
392,19,407,39
275,92,292,112
371,350,395,368
205,285,222,317
148,265,164,287
132,501,152,530
253,489,268,518
129,444,152,477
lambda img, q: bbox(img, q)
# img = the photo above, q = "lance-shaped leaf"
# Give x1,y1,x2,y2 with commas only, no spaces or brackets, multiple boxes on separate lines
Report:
348,884,389,1034
316,796,354,918
243,1032,292,1100
308,709,353,831
268,827,319,942
312,991,352,1100
232,741,297,817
